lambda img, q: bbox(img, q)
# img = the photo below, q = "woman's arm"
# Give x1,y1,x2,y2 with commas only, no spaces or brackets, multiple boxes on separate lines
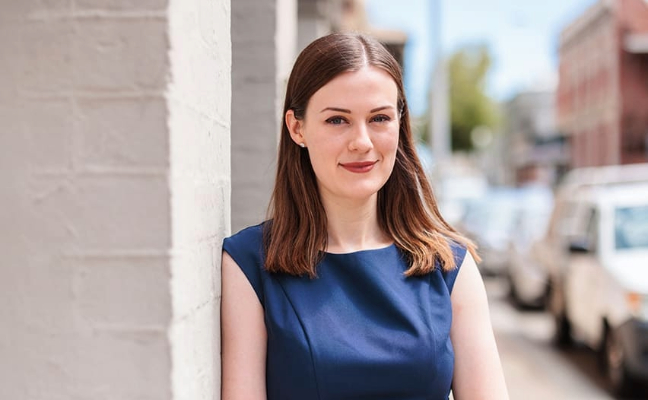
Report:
221,251,267,400
450,252,509,399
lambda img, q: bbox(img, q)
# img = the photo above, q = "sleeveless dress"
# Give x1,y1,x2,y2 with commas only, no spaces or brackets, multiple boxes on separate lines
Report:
222,223,466,400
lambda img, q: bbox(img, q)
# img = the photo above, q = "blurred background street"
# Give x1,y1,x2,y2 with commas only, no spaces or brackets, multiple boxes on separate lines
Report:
357,0,648,397
487,276,616,400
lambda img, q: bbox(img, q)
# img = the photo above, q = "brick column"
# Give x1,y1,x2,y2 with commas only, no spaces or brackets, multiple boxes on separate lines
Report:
167,0,230,398
231,0,297,233
0,1,230,399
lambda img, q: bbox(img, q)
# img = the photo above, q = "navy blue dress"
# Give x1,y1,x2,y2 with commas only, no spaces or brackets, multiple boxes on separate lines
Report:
223,224,466,400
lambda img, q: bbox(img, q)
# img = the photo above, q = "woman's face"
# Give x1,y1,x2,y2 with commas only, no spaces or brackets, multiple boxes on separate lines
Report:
286,66,400,204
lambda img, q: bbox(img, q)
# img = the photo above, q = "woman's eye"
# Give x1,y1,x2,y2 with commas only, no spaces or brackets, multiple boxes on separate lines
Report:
371,115,391,123
325,116,346,125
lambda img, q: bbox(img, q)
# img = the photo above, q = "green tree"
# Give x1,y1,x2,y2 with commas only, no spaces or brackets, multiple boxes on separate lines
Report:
447,44,498,151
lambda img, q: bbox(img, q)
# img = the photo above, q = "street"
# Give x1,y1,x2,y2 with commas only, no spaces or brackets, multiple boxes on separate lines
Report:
484,277,646,400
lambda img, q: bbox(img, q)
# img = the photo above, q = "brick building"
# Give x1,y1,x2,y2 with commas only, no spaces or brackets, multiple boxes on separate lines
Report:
557,0,648,168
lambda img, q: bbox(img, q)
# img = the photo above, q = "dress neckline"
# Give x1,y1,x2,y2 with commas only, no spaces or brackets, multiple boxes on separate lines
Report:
323,243,396,256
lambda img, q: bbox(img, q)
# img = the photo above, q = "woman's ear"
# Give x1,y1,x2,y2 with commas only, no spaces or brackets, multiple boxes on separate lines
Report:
285,109,306,148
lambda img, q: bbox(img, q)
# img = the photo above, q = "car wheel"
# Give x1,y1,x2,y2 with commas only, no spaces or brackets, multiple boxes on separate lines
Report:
540,280,552,311
507,271,521,306
553,311,572,347
550,285,572,347
603,327,636,397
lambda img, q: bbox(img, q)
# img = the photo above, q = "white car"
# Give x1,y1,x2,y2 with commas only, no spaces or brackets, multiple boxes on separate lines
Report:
554,182,648,395
506,185,554,308
459,187,519,275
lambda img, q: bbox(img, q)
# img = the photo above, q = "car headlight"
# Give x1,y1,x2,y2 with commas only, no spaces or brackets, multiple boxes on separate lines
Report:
627,292,648,320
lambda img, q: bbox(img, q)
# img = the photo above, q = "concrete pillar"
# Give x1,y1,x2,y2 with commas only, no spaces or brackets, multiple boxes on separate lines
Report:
297,0,335,53
0,1,230,399
167,0,230,398
231,0,297,233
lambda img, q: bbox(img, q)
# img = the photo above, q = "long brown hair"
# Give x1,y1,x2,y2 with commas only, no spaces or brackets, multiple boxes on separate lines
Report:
264,32,479,277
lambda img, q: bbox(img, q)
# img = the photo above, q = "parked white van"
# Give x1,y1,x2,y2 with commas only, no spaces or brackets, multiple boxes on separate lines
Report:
554,181,648,395
514,163,648,311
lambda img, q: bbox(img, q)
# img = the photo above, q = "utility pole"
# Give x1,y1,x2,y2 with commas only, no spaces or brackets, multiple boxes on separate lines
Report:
428,0,451,162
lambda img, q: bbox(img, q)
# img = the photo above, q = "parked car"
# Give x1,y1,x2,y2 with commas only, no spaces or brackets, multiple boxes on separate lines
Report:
431,156,489,226
505,185,555,308
459,187,520,275
542,163,648,325
552,181,648,395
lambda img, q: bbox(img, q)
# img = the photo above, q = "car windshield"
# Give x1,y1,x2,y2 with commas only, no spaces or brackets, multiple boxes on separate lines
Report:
615,205,648,250
463,196,518,234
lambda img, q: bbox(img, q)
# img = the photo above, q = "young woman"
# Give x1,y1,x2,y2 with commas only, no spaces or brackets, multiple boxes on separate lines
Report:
221,32,508,400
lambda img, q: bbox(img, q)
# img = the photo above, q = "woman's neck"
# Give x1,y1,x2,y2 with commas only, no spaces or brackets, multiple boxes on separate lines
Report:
321,194,392,254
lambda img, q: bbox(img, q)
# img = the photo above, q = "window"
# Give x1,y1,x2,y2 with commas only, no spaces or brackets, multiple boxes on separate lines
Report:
584,207,599,252
615,205,648,250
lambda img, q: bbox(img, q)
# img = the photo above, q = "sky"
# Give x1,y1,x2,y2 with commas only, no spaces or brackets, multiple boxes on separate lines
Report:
365,0,598,116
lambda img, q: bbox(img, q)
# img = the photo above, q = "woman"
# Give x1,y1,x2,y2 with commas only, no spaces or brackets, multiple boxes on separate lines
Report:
222,33,508,400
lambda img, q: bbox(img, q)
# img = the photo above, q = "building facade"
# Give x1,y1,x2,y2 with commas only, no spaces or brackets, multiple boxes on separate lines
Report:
503,91,569,186
557,0,648,168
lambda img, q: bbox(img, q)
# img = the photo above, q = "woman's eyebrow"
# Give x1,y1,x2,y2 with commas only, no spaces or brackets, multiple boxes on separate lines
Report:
320,107,351,113
369,105,394,113
320,105,395,113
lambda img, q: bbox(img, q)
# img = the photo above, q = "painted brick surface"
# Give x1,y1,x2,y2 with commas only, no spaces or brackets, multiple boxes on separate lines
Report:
75,0,167,10
72,18,168,91
25,99,74,169
231,0,296,233
73,256,172,326
12,20,76,92
29,175,170,251
167,0,230,398
0,0,230,399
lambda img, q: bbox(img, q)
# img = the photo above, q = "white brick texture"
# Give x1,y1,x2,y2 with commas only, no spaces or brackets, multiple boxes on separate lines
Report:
0,0,230,399
167,0,230,398
231,0,296,233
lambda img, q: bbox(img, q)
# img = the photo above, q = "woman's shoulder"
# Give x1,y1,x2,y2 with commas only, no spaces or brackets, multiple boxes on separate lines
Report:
448,239,468,267
223,222,265,249
222,222,269,270
222,222,268,304
440,239,469,294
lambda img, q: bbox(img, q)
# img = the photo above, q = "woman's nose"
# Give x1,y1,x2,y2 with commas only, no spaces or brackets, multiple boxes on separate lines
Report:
349,122,373,152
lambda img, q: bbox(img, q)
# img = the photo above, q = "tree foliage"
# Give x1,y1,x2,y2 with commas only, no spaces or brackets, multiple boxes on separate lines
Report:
447,44,498,151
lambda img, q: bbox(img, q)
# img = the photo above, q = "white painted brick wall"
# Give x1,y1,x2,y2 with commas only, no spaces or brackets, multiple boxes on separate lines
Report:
167,0,230,398
297,0,334,54
0,0,230,399
231,0,296,233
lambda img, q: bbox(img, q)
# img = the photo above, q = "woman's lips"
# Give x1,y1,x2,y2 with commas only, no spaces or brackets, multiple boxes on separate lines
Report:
339,161,377,173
